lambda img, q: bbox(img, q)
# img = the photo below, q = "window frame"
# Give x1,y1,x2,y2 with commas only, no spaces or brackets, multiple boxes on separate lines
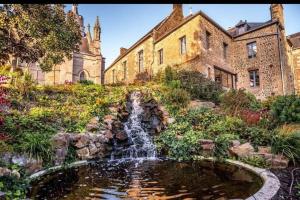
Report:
138,50,144,72
249,69,260,87
214,66,236,89
179,36,186,55
247,41,257,59
223,42,228,59
205,30,211,49
122,61,127,81
158,48,163,65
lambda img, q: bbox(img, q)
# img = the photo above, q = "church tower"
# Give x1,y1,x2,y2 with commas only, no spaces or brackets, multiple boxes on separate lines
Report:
93,16,101,54
270,4,284,29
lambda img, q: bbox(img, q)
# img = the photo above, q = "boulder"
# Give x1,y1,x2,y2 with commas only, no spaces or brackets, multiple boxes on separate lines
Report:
11,170,20,179
199,139,215,150
25,158,43,174
76,147,90,159
86,117,100,132
74,134,90,148
11,155,27,167
229,142,254,158
230,140,240,147
88,143,98,155
54,148,68,165
167,117,175,124
266,155,289,169
0,191,5,199
258,146,272,154
115,131,128,141
52,133,69,149
103,130,113,140
0,167,11,177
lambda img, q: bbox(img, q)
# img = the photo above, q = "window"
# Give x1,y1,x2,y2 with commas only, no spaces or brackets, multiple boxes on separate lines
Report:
123,61,127,80
223,42,228,59
247,42,257,58
79,71,86,81
249,70,260,87
205,31,211,49
179,36,186,55
112,69,115,83
158,49,163,65
214,66,235,88
138,50,144,72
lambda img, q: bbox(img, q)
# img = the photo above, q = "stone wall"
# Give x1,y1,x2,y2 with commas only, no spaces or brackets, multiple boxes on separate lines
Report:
230,24,292,99
44,53,104,85
105,37,154,84
292,49,300,94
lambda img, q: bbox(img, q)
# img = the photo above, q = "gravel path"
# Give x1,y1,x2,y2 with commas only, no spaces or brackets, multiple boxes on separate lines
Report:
271,167,300,200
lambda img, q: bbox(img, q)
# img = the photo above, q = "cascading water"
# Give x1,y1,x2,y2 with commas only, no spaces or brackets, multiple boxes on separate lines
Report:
111,91,156,160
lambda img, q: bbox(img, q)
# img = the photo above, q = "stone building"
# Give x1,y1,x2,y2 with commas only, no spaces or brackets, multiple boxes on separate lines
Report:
287,32,300,94
104,4,294,99
12,4,105,85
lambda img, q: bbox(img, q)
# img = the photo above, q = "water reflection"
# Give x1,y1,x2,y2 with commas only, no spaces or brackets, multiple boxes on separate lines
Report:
29,159,262,200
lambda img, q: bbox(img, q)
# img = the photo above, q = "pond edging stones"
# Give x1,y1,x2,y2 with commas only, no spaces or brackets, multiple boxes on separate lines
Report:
28,158,280,200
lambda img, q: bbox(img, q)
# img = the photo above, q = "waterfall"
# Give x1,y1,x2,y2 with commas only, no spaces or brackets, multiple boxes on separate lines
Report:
111,91,156,160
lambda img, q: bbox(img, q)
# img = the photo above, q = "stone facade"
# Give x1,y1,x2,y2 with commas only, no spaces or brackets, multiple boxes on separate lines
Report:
105,4,295,99
13,5,105,85
287,32,300,94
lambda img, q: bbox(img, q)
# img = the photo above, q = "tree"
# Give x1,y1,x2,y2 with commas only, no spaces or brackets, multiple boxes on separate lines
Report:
0,4,81,71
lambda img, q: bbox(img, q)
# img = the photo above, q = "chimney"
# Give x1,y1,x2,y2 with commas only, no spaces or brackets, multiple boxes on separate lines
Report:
270,4,285,28
173,4,182,11
120,47,127,55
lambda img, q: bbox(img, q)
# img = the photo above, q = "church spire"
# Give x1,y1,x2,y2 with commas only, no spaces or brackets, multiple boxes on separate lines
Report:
93,16,101,41
87,23,92,46
72,4,79,16
93,16,101,54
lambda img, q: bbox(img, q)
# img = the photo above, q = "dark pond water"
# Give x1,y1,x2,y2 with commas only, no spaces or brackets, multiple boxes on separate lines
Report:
29,159,262,200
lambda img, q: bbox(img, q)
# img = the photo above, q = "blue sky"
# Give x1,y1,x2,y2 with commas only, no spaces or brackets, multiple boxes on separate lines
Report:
65,4,300,68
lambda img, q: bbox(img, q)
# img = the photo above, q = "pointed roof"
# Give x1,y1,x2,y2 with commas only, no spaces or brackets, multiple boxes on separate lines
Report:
94,16,100,28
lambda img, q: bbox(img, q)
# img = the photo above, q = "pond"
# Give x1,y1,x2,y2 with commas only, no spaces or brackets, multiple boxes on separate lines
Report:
29,158,263,200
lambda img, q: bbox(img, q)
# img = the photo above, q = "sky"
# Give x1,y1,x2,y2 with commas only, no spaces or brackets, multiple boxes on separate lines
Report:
65,4,300,68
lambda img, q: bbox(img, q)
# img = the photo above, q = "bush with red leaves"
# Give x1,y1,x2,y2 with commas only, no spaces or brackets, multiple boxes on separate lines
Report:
240,108,269,125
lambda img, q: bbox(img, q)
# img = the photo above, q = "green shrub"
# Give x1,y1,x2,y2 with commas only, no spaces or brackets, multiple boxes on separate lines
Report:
270,95,300,124
0,176,28,199
20,133,53,164
79,79,94,85
164,88,190,107
185,107,222,129
240,155,269,168
214,133,239,158
242,127,272,147
220,89,261,116
178,70,223,103
207,116,246,136
164,65,178,84
271,131,300,164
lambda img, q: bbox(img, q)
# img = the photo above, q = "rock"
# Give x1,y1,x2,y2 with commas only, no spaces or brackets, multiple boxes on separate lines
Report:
25,158,43,174
0,191,5,199
258,146,272,154
52,133,69,148
76,147,90,159
267,155,289,169
88,143,98,155
167,117,175,124
0,167,11,177
199,140,215,151
103,130,113,140
86,117,100,132
229,142,254,158
54,148,68,165
11,170,20,179
188,100,216,110
12,155,27,167
115,131,128,141
74,134,90,148
230,140,240,147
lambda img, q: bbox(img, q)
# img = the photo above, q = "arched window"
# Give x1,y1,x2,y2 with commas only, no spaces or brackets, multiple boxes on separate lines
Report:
79,71,86,81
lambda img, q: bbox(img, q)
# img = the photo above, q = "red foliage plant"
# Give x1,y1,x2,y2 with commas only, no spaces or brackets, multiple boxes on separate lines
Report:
240,108,269,125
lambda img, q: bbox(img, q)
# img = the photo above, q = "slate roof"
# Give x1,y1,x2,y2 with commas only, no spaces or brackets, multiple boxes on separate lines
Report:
228,20,275,37
287,32,300,49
